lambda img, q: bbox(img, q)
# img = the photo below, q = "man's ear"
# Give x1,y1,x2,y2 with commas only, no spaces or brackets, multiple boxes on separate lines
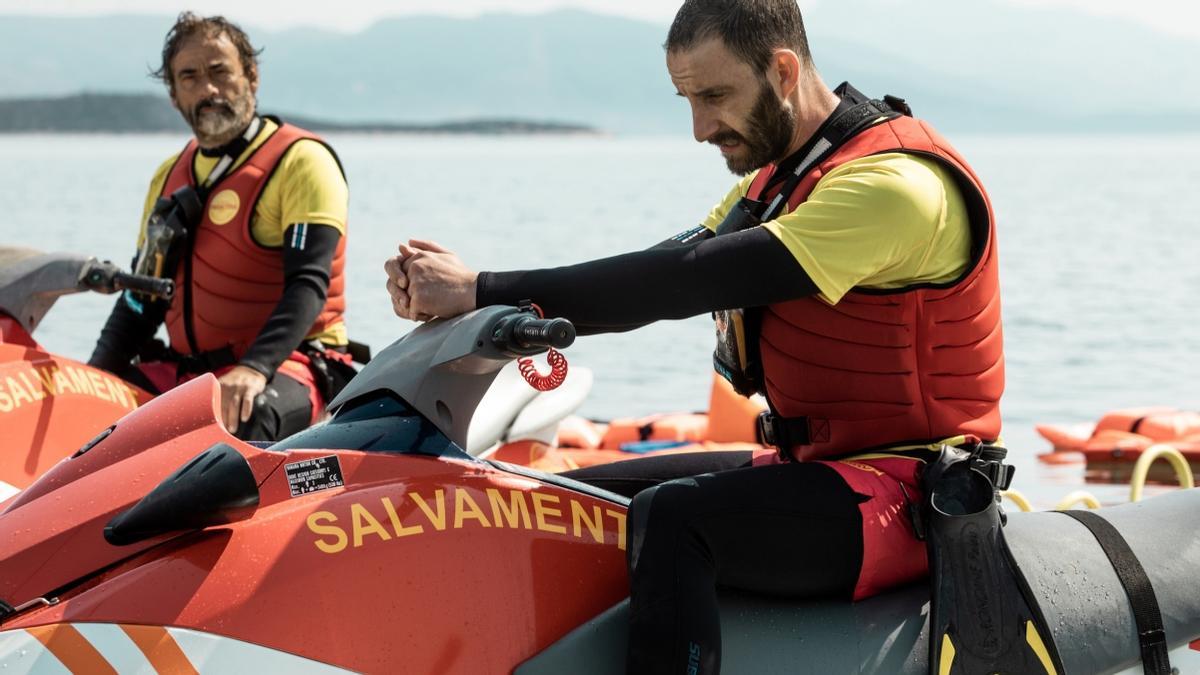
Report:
248,64,259,94
769,49,803,99
168,86,181,111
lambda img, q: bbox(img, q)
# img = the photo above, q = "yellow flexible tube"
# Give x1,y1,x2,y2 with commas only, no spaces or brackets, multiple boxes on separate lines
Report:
1000,489,1033,512
1054,490,1101,510
1129,444,1195,502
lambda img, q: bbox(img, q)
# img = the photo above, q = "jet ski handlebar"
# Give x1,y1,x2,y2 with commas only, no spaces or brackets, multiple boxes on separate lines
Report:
112,271,175,300
492,313,576,355
78,259,175,300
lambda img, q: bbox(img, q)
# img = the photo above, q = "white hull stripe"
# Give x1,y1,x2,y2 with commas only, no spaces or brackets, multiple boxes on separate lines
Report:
0,624,354,674
0,629,70,675
0,480,20,502
73,624,154,672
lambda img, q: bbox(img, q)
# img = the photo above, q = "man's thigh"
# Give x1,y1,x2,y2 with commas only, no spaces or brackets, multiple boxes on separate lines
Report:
562,451,755,498
636,461,869,598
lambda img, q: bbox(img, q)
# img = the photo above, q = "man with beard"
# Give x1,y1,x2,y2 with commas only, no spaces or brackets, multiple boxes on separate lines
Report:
90,12,351,441
385,0,1003,672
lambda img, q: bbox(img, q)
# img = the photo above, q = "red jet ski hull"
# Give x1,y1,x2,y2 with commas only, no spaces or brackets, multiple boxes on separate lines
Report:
0,317,153,496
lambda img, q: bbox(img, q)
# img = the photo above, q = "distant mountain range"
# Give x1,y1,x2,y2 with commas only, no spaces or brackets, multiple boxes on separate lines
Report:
0,93,597,134
0,3,1196,134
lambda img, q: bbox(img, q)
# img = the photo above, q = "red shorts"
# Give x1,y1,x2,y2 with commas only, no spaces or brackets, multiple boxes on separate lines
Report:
754,450,927,600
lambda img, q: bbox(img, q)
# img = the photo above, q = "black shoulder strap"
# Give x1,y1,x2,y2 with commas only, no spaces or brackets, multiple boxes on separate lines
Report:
193,115,265,197
1059,510,1171,675
759,82,902,223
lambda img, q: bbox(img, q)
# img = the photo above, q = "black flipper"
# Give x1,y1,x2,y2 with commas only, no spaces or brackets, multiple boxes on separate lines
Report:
924,447,1065,675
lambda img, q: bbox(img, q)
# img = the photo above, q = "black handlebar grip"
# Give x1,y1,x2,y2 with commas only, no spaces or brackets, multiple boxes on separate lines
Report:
114,272,175,300
513,317,576,350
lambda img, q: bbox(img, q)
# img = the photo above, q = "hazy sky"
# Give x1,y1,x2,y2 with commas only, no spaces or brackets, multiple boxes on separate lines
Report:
2,0,1199,38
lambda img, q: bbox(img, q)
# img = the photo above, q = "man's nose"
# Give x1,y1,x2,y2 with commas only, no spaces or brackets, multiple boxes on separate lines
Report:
196,76,219,97
691,107,718,143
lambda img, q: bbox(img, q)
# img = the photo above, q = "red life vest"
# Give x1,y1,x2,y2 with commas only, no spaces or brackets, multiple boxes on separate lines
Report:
161,123,347,360
750,115,1003,461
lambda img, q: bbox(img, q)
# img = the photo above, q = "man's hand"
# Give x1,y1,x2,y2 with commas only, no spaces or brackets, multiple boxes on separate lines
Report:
384,239,478,321
218,365,268,433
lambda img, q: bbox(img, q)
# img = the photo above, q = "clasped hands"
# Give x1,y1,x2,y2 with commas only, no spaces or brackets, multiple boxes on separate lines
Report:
384,239,478,322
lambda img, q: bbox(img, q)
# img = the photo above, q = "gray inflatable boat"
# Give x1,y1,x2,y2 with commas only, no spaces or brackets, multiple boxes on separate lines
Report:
519,487,1200,675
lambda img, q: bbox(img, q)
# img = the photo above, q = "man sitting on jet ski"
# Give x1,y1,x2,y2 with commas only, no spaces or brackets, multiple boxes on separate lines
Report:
89,13,356,441
386,0,1004,672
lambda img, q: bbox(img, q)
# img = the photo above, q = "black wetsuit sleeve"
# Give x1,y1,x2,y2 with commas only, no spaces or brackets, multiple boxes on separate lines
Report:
238,223,341,378
475,226,819,334
89,292,166,373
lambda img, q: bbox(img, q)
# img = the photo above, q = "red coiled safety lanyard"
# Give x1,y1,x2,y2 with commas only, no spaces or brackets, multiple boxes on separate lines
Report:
518,303,568,391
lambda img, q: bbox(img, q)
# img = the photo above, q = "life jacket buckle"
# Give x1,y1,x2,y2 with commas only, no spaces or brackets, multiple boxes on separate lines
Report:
756,412,817,461
756,411,779,448
963,441,1015,492
882,94,913,116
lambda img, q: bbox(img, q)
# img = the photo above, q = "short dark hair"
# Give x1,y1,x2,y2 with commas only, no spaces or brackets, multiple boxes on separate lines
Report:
665,0,812,73
152,12,262,93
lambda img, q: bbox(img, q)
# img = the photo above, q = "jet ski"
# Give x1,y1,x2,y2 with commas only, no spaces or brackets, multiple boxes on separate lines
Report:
0,247,167,498
0,305,1196,674
0,245,571,496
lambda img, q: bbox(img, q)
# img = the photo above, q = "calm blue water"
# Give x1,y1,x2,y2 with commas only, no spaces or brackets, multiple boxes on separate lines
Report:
3,132,1199,505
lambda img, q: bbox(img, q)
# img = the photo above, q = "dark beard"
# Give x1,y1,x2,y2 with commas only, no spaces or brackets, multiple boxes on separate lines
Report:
715,83,797,175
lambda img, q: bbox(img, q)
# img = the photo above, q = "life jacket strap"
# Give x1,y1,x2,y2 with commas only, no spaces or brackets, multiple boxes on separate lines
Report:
171,345,238,377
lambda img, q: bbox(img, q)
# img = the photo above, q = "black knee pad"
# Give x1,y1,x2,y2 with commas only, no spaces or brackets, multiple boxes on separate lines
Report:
236,380,313,442
627,477,701,573
236,394,279,442
627,486,657,573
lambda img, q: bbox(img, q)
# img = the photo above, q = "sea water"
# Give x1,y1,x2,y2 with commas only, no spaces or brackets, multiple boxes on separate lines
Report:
2,132,1198,506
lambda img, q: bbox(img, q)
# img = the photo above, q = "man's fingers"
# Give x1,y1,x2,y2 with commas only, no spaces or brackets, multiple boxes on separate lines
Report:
240,386,256,423
389,283,413,318
409,238,449,254
222,388,239,433
386,278,410,306
386,269,410,295
388,238,474,321
383,256,407,286
407,287,424,319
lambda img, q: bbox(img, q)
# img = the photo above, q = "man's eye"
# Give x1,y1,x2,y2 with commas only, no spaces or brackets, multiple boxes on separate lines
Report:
704,93,723,102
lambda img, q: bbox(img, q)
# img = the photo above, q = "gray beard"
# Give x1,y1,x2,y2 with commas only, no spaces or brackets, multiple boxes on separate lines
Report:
190,97,255,148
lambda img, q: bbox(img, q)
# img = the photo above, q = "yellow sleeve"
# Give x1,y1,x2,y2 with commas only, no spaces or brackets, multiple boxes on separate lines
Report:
136,154,181,248
700,173,757,232
762,153,971,304
251,139,349,247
